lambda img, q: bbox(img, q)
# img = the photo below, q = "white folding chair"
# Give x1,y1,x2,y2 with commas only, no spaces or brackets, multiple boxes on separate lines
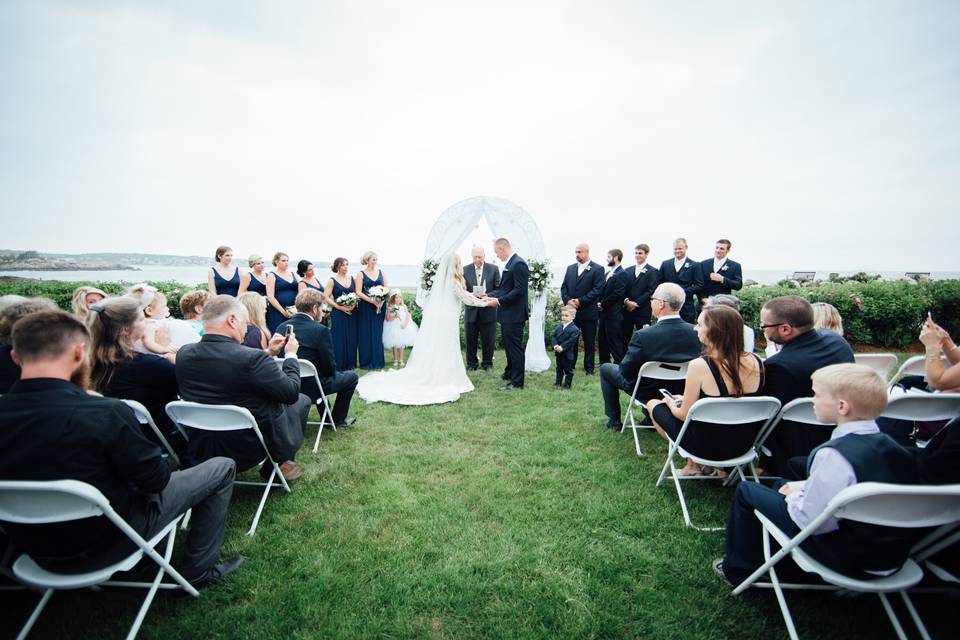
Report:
165,401,290,536
121,399,185,469
911,523,960,586
275,357,336,453
0,479,198,640
655,396,781,531
854,353,899,379
881,393,960,423
753,398,836,478
623,360,692,456
732,482,960,640
889,354,951,390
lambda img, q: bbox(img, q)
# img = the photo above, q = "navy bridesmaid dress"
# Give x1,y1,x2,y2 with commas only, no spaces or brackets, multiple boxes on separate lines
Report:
247,274,268,296
357,271,385,369
213,267,241,296
331,278,358,370
266,272,299,334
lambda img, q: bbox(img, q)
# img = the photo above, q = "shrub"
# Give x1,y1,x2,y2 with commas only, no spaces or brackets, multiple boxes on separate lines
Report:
0,279,200,319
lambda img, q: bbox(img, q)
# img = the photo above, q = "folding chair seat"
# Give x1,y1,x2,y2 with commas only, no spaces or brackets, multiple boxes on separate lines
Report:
753,398,836,479
853,353,899,379
623,360,692,456
121,399,186,469
0,479,198,640
889,354,950,390
732,482,960,640
275,357,336,453
165,401,290,536
655,396,781,530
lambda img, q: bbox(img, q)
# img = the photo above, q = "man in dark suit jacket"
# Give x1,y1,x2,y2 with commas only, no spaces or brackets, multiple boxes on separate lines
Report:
486,238,529,390
620,243,660,351
176,295,313,480
697,238,743,306
277,290,358,427
552,306,582,388
659,237,703,323
599,283,702,428
760,295,855,473
597,249,626,365
462,246,501,371
559,243,605,374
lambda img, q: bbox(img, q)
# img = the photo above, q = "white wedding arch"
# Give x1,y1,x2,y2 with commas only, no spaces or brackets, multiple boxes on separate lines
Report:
418,196,551,372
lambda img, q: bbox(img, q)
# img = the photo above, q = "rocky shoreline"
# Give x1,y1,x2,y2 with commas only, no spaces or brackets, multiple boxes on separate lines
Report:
0,259,139,271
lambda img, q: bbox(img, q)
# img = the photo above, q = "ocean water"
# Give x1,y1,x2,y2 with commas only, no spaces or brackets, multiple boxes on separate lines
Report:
2,265,958,289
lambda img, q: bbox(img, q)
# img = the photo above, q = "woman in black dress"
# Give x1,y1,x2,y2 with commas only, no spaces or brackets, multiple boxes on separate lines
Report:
646,304,765,476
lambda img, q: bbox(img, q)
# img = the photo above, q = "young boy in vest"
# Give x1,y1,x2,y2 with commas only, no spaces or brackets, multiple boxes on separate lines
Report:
552,306,581,389
715,363,919,586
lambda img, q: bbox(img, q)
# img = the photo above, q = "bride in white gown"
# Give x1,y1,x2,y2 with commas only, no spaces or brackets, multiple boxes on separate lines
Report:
356,252,489,405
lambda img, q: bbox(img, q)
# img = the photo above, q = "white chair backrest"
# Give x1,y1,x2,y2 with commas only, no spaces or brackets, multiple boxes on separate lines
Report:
853,353,898,378
638,360,691,382
686,396,781,425
274,357,320,381
881,394,960,422
165,401,257,432
777,397,835,427
0,479,107,524
830,482,960,528
892,354,950,384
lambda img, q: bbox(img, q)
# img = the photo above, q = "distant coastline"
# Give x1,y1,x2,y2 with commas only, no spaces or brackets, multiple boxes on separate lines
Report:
0,259,140,272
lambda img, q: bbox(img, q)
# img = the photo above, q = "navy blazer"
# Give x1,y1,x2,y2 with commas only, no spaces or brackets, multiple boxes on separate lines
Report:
598,266,626,318
463,262,500,324
763,329,855,405
491,254,529,324
552,322,581,363
698,258,743,301
619,317,702,382
560,261,605,322
659,257,703,305
620,264,660,325
276,313,339,386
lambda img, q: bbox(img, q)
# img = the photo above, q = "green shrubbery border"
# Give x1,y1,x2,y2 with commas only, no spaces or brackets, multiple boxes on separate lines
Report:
3,278,957,350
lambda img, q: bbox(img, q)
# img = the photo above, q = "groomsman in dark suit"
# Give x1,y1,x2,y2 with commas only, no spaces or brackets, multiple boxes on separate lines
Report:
552,306,581,388
597,249,626,365
463,245,501,371
485,238,529,390
659,237,703,323
559,243,605,375
620,243,660,351
697,238,743,307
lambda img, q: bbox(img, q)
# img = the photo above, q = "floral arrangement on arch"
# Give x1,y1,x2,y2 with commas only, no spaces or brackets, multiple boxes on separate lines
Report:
420,259,439,291
528,259,552,295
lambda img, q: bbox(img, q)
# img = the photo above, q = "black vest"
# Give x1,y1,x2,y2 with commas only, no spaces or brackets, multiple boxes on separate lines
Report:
804,433,920,577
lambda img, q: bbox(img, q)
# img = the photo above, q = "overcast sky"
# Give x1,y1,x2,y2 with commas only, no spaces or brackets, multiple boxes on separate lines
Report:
1,1,958,270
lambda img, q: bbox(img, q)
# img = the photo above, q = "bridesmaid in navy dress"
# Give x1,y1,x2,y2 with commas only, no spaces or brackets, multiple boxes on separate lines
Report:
355,250,388,370
266,252,299,334
207,245,241,296
325,257,359,370
239,254,269,296
298,260,329,326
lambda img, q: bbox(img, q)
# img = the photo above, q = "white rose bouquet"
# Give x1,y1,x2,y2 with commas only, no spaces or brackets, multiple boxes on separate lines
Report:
367,284,390,302
335,292,359,313
528,259,552,295
421,259,439,291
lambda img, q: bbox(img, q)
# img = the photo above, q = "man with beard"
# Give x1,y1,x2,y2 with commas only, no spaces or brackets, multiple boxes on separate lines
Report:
597,249,626,364
560,243,605,374
0,310,243,588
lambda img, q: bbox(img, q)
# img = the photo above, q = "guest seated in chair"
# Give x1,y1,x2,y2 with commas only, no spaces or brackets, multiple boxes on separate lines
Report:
714,363,919,587
0,310,242,588
276,289,358,428
599,282,701,429
0,297,58,393
175,295,312,482
646,304,765,475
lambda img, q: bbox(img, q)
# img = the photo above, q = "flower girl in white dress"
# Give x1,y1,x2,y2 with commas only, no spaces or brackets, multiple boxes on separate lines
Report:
382,289,418,367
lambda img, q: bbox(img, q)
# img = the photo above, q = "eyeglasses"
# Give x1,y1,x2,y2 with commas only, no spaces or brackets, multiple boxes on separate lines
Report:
650,297,665,304
759,322,788,330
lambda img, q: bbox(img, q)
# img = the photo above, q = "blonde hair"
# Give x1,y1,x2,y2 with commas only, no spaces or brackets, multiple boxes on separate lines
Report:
451,254,466,289
125,283,166,317
179,290,210,319
561,305,577,318
71,286,107,318
360,251,377,266
388,289,404,305
239,292,269,335
248,254,264,268
294,289,324,313
272,252,288,267
812,363,887,420
812,302,844,335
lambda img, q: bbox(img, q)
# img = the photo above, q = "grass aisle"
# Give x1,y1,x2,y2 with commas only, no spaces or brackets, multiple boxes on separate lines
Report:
6,350,949,638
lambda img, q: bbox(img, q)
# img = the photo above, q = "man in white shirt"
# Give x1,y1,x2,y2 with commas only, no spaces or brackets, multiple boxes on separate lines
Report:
697,238,743,307
462,246,501,371
658,238,702,323
560,243,605,374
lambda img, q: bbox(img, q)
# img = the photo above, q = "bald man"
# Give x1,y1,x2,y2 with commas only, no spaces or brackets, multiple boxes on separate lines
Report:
560,243,605,374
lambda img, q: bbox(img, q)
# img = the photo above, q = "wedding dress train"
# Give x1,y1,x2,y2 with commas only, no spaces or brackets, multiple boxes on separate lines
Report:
355,253,488,405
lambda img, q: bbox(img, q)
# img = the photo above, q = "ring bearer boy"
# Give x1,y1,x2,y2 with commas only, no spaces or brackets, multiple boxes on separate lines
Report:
553,306,582,388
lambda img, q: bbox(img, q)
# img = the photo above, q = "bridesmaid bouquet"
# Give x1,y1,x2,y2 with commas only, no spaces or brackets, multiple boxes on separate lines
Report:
367,285,390,302
335,292,359,312
528,259,553,295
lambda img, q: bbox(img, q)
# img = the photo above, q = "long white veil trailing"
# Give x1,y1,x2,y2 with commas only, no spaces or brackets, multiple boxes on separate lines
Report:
356,253,475,405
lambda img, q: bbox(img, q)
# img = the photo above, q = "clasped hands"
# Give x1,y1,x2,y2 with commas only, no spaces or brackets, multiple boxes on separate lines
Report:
476,291,499,307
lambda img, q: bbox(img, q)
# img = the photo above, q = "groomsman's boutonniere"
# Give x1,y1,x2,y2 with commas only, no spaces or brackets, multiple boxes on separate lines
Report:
721,265,728,272
683,262,690,269
639,267,647,274
584,264,591,271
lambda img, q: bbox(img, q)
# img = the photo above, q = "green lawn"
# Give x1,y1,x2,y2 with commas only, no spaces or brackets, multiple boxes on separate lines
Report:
5,350,949,639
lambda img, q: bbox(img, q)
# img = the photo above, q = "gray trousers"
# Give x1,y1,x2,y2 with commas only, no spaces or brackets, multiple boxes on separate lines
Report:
135,457,236,580
270,394,312,462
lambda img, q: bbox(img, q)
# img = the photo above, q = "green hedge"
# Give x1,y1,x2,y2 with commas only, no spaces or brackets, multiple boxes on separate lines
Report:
4,278,958,350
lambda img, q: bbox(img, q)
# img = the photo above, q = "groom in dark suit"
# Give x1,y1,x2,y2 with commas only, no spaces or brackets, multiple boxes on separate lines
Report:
697,238,743,307
620,243,660,351
659,237,703,323
463,245,501,371
560,243,605,375
485,237,529,390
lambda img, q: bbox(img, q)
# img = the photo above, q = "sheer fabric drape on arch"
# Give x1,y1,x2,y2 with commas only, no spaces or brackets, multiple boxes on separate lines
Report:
417,196,550,372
